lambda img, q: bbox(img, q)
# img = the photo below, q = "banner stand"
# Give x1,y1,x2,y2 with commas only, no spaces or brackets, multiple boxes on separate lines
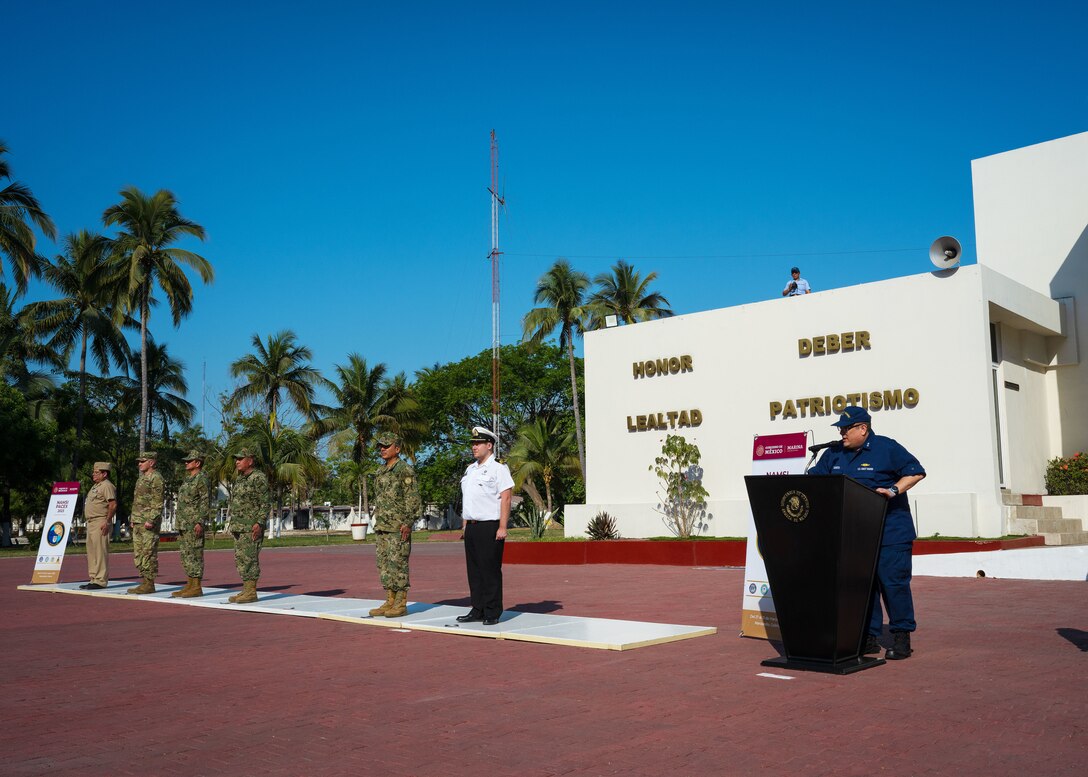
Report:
740,433,809,640
30,482,81,585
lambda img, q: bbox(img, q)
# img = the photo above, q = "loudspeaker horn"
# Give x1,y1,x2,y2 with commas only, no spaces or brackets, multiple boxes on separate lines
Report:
929,236,961,269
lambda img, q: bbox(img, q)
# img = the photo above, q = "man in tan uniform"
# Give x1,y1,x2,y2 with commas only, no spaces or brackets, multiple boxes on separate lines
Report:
81,462,117,590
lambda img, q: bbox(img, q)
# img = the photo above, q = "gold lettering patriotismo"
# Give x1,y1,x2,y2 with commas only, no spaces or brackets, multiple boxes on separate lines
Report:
799,331,870,358
626,409,703,432
780,490,810,522
633,355,694,379
768,388,920,420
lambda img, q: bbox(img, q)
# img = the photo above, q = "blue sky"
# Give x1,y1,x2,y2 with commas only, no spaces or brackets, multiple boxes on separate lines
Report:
6,1,1086,431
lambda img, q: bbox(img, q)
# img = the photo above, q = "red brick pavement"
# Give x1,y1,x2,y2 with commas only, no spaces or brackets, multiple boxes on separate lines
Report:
2,543,1086,776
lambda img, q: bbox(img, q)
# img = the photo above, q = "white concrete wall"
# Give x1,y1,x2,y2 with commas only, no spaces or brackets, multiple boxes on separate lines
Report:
973,132,1088,457
569,265,1045,540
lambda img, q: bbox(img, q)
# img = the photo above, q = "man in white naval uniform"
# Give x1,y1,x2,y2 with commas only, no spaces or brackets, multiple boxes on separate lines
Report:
456,427,514,626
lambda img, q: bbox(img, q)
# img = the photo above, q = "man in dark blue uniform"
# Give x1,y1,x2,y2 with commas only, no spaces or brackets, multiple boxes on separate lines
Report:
809,406,926,660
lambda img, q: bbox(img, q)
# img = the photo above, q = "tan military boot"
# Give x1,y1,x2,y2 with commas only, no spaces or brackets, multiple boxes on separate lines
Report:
369,589,395,616
127,578,155,595
231,580,259,604
384,590,408,617
171,578,194,598
179,577,203,598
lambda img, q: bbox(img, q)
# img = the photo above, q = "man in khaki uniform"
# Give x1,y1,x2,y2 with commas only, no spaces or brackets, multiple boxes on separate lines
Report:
80,462,117,590
128,450,164,594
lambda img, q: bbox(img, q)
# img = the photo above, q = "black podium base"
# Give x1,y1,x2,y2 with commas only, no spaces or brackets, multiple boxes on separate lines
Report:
761,655,885,675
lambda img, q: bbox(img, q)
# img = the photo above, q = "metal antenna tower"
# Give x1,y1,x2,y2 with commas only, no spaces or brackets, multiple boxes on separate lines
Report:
488,129,504,455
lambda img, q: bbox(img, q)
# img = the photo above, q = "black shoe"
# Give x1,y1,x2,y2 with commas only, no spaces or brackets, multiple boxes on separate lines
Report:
482,617,500,626
79,583,106,590
863,635,881,655
885,631,912,660
456,612,483,623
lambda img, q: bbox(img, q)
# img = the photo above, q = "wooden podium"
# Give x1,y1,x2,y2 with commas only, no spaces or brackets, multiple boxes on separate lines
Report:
744,474,887,674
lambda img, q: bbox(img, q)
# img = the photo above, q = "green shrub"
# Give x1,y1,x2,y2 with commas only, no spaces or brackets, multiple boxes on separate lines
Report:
585,511,619,540
1045,452,1088,495
513,501,552,539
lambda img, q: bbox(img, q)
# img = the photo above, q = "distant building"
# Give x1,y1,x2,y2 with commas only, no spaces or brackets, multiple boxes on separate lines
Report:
566,132,1087,539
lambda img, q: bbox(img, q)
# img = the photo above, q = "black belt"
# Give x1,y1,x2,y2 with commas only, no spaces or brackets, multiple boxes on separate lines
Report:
463,519,495,525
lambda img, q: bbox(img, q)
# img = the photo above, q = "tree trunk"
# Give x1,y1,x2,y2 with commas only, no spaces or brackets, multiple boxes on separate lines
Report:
520,479,545,510
1,484,12,548
566,336,587,480
72,330,89,480
139,291,149,453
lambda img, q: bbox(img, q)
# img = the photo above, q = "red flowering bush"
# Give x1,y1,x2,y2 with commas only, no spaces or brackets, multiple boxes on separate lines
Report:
1045,452,1088,495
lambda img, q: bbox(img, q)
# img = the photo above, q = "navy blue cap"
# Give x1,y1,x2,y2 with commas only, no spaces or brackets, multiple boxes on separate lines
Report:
831,406,871,427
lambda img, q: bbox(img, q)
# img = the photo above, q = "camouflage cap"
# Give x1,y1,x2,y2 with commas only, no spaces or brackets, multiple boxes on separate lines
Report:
182,449,205,462
136,450,157,461
233,447,256,459
93,461,112,472
375,432,402,448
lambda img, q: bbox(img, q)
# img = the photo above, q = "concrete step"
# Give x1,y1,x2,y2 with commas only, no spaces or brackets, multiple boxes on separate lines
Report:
1009,518,1084,534
1005,505,1064,522
1001,491,1022,506
1040,531,1088,546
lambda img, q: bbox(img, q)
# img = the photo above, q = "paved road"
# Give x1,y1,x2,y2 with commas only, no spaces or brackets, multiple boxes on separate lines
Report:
3,544,1085,776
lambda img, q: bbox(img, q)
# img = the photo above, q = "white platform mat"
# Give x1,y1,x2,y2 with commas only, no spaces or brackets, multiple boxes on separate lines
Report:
18,581,717,651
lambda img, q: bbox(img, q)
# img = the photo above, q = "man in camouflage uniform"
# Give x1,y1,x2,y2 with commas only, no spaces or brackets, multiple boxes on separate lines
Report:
171,450,213,599
127,451,164,594
228,448,271,604
369,431,422,618
80,461,117,590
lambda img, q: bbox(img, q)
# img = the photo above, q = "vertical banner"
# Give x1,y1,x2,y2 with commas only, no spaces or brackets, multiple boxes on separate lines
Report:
740,433,809,640
30,482,81,585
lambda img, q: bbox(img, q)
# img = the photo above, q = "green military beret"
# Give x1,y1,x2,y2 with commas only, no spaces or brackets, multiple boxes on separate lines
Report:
182,449,205,462
375,432,402,448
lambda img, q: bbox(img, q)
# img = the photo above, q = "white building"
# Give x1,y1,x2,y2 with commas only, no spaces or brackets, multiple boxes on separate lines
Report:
565,132,1087,540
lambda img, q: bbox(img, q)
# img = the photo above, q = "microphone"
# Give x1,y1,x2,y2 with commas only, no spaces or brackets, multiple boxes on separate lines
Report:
808,440,841,453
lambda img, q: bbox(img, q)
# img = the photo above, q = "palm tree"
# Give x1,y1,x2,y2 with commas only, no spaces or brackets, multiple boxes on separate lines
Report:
102,186,212,451
0,141,56,295
521,259,591,479
0,283,63,409
589,260,674,327
26,231,130,474
228,330,322,433
310,354,426,518
507,415,581,519
138,339,195,441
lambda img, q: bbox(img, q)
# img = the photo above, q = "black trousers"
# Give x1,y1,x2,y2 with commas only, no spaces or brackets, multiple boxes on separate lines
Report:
464,520,504,619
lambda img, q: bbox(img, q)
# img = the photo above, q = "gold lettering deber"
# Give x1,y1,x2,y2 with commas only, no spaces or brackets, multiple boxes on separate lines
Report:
799,331,870,357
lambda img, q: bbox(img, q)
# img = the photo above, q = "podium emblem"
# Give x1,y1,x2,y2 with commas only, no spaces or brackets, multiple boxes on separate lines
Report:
779,490,810,522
